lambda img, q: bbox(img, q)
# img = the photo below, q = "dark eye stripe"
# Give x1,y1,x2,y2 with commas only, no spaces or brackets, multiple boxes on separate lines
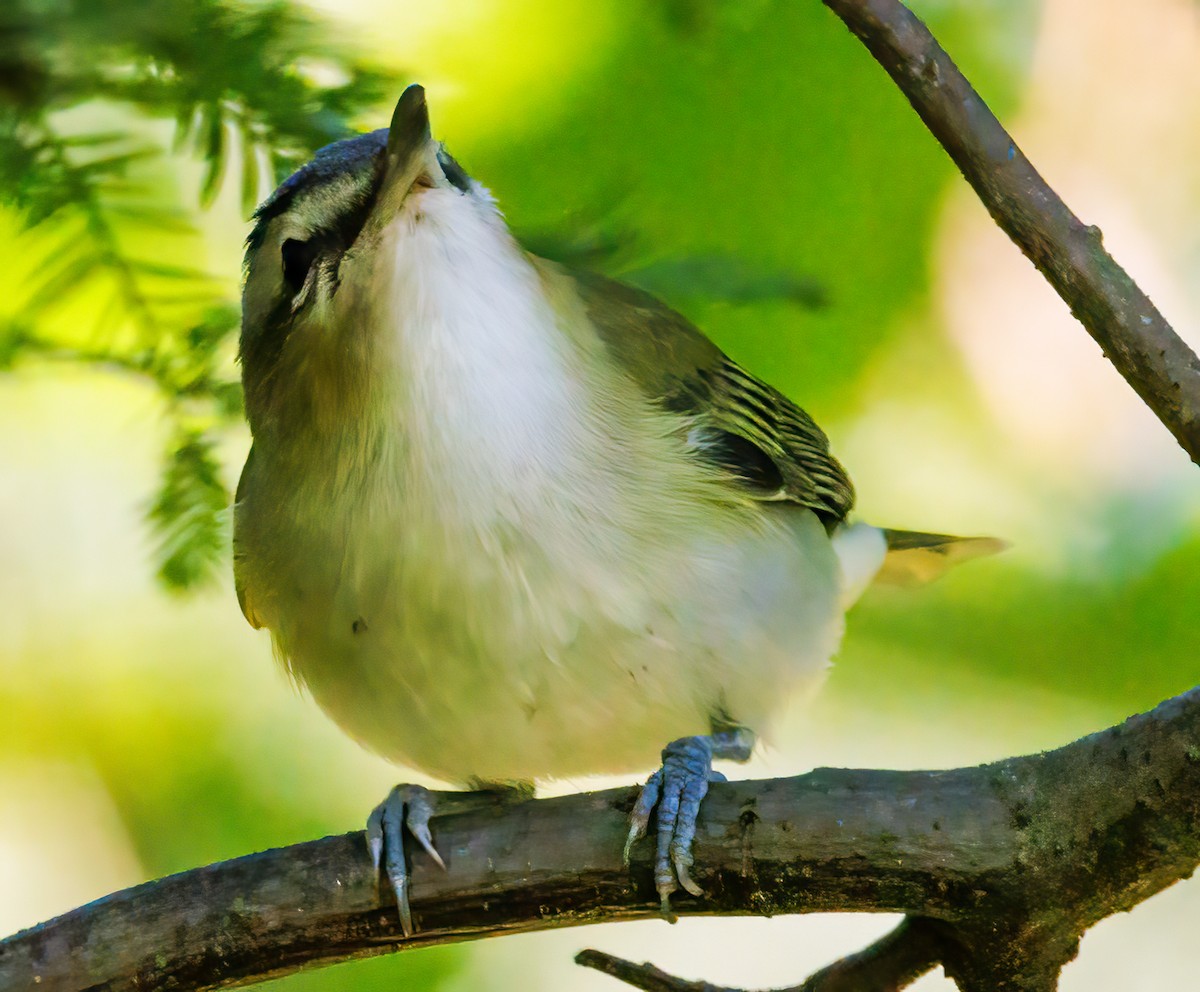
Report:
275,169,383,303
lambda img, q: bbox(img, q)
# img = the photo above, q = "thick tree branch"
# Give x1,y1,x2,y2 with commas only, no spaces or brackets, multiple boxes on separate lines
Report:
2,687,1198,992
821,0,1200,465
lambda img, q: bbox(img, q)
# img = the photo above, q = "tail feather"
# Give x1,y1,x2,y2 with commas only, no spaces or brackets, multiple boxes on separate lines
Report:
876,529,1008,586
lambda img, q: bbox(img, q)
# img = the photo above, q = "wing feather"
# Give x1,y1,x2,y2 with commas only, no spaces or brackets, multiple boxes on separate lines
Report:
569,267,854,527
233,446,265,629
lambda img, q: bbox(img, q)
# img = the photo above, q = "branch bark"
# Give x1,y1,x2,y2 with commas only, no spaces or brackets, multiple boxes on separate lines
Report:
2,688,1199,992
821,0,1200,465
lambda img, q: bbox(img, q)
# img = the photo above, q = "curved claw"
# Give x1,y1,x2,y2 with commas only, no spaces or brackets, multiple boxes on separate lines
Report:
675,860,702,899
624,768,662,865
626,729,756,919
368,784,446,937
403,788,446,870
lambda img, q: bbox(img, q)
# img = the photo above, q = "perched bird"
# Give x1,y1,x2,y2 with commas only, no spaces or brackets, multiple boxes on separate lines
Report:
234,84,998,933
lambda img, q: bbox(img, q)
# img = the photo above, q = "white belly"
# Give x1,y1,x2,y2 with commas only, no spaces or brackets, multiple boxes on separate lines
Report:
263,491,843,784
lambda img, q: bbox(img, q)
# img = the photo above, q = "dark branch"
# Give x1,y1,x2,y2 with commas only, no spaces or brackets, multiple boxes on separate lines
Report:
576,948,740,992
2,688,1198,992
794,917,946,991
821,0,1200,466
576,917,946,991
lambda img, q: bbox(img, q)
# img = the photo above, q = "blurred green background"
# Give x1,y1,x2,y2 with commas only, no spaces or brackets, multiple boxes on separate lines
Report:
3,1,1199,989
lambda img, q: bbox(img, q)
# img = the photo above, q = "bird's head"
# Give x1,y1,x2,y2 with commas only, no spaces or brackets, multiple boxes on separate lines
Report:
239,84,503,436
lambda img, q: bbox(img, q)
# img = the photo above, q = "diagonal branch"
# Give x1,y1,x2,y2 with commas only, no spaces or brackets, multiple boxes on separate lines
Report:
576,916,947,991
792,916,946,991
821,0,1200,465
576,948,743,992
2,687,1198,992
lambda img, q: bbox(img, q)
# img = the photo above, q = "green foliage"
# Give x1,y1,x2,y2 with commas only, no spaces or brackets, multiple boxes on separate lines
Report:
478,1,1004,409
624,254,827,310
0,0,391,590
149,427,229,590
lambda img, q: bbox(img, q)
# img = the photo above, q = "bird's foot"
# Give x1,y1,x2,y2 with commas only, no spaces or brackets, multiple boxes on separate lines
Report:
624,728,755,921
366,784,446,937
366,781,531,935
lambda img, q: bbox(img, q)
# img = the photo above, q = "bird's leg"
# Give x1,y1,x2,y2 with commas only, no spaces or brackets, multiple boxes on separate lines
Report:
366,781,532,936
624,726,755,920
366,784,445,937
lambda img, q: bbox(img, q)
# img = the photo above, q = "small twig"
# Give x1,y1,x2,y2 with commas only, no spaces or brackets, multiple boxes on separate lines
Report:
575,949,739,992
795,917,945,991
577,917,944,992
821,0,1200,465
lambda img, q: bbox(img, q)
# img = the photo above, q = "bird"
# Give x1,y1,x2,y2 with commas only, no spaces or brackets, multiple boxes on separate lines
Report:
233,84,999,934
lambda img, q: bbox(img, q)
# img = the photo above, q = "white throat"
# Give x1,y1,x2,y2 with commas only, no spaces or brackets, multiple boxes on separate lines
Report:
362,192,595,521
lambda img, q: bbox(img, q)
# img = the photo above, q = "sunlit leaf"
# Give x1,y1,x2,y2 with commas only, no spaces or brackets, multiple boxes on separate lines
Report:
240,129,263,217
198,101,226,206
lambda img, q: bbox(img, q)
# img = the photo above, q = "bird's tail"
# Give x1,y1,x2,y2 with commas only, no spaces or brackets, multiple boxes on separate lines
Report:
876,529,1008,586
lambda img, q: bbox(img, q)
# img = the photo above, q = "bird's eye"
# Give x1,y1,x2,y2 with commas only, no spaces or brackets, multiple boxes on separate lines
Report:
437,149,471,194
281,238,320,292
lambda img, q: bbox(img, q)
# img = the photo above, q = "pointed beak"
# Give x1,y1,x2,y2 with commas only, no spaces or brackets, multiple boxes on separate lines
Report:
362,84,437,237
386,84,431,169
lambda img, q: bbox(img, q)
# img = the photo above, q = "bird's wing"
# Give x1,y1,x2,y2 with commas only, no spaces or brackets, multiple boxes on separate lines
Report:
567,267,854,528
232,446,265,630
